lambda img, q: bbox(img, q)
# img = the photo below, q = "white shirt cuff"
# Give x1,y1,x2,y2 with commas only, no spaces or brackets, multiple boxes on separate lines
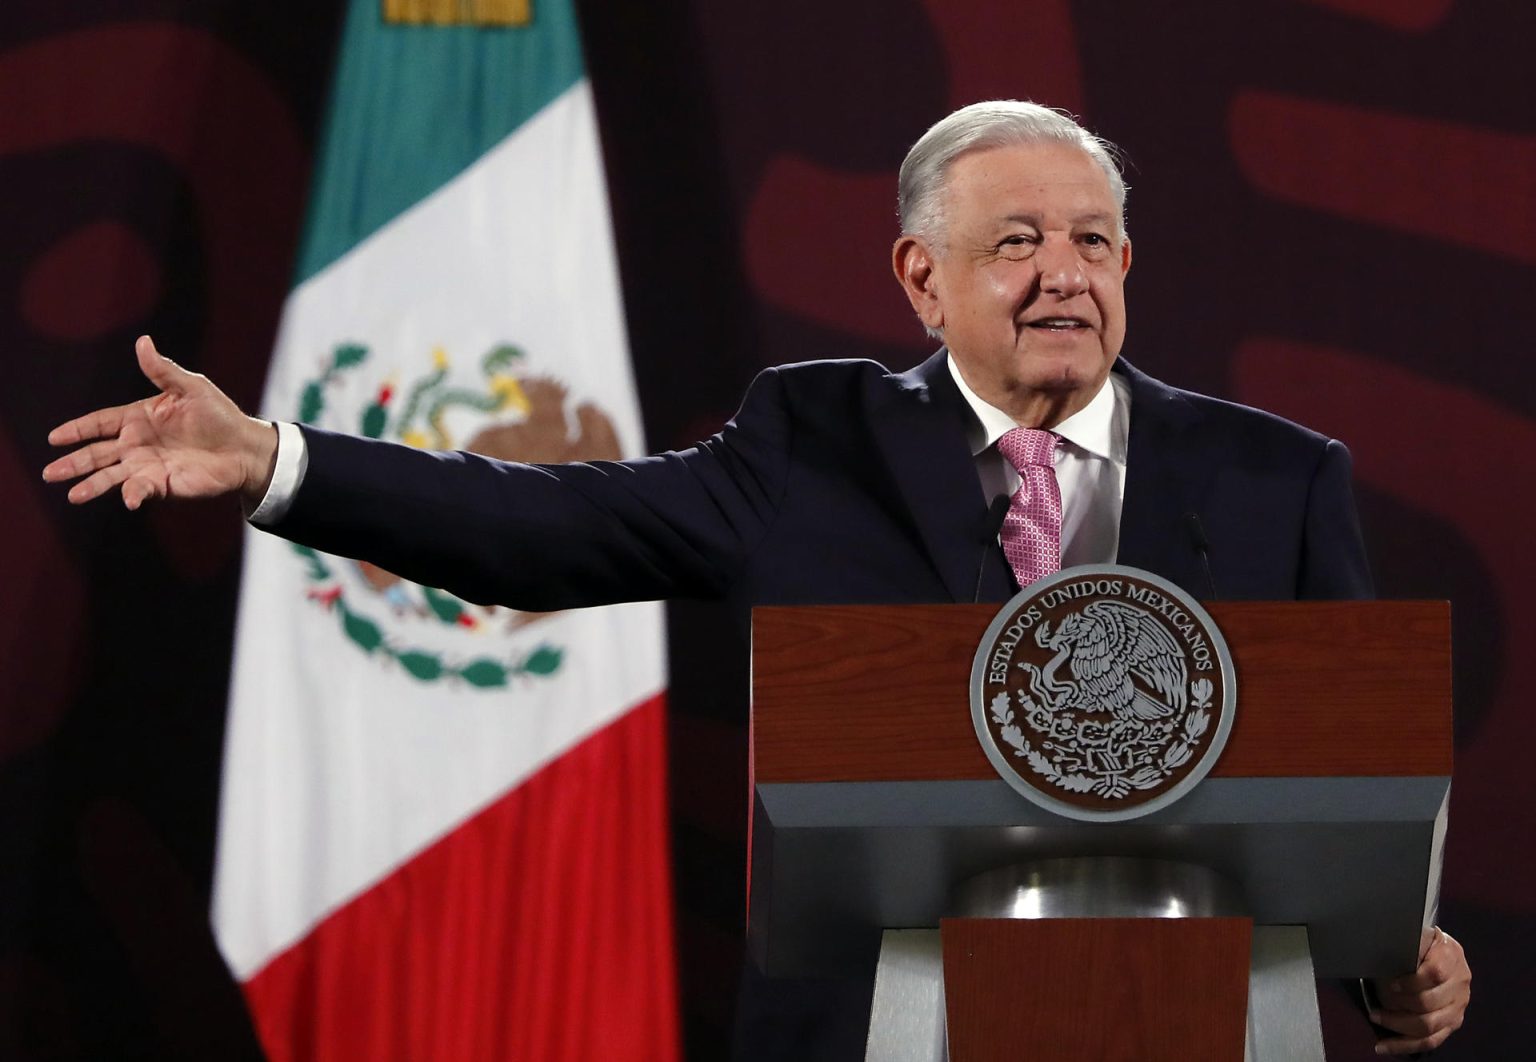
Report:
247,421,308,526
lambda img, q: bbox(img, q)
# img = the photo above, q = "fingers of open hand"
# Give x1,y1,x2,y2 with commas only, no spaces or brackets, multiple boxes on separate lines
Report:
136,334,196,393
50,333,191,433
48,335,192,451
45,436,170,508
43,438,121,487
64,462,131,505
121,471,166,511
47,403,129,449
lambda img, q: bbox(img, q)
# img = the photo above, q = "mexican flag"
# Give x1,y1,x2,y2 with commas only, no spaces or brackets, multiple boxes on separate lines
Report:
212,2,677,1059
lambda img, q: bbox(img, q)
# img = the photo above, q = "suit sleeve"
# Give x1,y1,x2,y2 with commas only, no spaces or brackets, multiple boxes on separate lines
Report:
1298,438,1374,600
269,367,794,610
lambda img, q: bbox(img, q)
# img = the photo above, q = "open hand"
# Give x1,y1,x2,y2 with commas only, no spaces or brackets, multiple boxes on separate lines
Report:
43,335,277,510
1370,925,1470,1054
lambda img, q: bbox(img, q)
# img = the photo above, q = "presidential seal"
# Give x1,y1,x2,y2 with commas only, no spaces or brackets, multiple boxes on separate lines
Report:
970,565,1236,821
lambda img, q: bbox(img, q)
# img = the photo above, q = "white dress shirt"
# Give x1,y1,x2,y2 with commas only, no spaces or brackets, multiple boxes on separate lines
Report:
946,354,1130,568
247,420,307,526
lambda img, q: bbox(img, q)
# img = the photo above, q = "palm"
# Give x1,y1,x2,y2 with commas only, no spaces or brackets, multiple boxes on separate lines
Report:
44,336,272,509
118,389,248,497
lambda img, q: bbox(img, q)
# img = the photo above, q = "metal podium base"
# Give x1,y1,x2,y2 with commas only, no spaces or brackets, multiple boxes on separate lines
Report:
864,858,1326,1062
1245,925,1326,1061
865,930,946,1062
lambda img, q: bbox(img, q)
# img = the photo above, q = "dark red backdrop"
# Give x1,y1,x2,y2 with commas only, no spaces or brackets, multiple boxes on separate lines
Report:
3,1,1530,1058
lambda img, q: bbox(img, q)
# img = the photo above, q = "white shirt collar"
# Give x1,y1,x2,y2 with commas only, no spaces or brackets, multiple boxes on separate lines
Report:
946,353,1126,465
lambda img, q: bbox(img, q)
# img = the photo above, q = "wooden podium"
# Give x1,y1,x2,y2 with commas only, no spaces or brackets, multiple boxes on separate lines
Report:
748,601,1451,1061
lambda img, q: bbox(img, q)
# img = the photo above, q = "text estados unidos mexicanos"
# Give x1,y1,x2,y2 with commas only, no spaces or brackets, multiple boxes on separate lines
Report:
986,578,1215,685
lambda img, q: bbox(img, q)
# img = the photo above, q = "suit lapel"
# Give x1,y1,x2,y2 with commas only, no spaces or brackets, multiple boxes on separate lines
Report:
870,350,995,603
1114,359,1216,595
867,354,1216,601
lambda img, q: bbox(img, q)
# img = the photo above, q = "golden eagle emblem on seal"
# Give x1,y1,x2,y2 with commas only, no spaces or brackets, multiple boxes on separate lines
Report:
971,566,1235,821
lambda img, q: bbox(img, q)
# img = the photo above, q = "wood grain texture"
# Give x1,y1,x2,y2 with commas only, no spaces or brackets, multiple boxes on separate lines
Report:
751,601,1451,782
941,917,1252,1061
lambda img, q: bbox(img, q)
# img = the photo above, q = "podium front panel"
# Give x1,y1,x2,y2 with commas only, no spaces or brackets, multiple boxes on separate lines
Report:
748,601,1451,980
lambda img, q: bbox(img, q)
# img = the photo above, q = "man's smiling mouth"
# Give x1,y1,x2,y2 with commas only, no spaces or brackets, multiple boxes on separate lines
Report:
1026,316,1092,331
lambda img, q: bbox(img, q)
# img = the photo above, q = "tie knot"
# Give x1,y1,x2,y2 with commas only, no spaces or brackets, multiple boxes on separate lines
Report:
998,427,1059,474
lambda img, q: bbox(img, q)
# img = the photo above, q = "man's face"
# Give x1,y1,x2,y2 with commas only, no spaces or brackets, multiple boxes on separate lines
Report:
895,141,1132,420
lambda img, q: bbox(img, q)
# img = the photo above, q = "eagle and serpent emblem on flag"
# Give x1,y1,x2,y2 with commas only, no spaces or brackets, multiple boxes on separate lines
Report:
970,566,1236,821
288,340,622,688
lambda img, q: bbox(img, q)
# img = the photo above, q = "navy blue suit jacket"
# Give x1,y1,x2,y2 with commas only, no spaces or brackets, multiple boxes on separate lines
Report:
279,350,1372,615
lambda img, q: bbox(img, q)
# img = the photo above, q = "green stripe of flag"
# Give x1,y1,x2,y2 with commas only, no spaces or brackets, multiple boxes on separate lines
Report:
294,0,586,284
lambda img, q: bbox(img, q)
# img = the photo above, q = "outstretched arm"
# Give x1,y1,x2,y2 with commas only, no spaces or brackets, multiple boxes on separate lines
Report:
43,336,278,510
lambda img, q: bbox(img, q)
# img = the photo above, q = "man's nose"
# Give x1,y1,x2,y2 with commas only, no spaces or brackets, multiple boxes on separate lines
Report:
1037,237,1088,297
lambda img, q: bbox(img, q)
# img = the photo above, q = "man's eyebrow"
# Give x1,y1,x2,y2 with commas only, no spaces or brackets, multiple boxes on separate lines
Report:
1073,212,1118,228
992,212,1118,228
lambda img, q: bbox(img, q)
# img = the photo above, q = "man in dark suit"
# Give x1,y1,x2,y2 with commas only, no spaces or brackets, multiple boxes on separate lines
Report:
254,350,1368,614
45,99,1467,1054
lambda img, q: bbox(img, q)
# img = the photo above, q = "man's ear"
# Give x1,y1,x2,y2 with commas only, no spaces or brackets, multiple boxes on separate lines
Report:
1120,234,1133,278
892,235,944,333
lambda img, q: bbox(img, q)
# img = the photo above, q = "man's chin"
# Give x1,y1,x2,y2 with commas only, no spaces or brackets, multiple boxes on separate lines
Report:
1018,353,1112,394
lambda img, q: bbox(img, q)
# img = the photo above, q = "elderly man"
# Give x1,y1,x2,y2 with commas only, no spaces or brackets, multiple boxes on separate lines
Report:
46,100,1469,1054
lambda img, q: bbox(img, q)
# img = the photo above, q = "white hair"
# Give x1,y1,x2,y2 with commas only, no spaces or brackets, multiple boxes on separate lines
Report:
897,99,1128,246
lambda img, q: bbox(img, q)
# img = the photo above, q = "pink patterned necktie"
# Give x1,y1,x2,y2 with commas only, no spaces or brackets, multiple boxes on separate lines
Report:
996,427,1062,588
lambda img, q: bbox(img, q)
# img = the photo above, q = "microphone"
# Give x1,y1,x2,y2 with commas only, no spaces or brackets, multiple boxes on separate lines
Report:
1183,512,1218,600
974,494,1012,603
